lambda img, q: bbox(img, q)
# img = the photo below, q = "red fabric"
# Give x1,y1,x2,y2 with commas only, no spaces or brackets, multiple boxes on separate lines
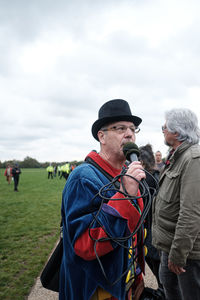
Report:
75,151,144,270
86,151,121,178
74,227,114,260
4,168,12,176
108,191,143,233
165,149,175,167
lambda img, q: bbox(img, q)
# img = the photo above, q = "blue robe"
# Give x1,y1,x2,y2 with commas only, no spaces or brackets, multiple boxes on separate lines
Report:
59,153,144,300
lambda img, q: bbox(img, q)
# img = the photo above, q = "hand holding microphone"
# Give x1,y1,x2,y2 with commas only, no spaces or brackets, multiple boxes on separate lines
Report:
120,142,146,196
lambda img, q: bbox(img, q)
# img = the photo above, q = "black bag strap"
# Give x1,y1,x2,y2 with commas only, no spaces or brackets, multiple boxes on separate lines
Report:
60,156,120,227
85,156,120,189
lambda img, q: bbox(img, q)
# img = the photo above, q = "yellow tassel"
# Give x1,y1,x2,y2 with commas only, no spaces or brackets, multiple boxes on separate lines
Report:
144,245,148,256
144,228,147,239
128,247,133,259
126,270,131,283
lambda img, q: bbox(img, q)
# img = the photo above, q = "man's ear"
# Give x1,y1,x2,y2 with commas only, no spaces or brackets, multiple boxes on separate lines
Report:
97,130,106,144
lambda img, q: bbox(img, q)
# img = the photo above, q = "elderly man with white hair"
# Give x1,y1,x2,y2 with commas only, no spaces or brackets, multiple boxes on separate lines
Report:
152,108,200,300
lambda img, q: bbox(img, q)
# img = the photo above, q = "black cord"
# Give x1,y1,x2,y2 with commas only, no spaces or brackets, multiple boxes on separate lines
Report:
88,167,159,286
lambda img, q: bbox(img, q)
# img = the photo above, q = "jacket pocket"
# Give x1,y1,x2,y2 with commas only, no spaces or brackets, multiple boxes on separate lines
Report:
159,170,180,203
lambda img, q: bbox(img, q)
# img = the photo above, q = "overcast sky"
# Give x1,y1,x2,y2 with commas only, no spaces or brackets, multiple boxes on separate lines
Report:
1,0,200,163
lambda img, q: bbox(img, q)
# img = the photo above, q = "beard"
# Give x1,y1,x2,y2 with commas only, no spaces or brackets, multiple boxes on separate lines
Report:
164,138,174,147
164,140,171,146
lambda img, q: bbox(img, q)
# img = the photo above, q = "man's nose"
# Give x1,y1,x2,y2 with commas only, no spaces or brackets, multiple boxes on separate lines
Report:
125,127,134,136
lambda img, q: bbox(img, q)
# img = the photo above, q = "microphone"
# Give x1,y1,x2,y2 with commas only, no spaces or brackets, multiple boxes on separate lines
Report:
123,143,152,218
123,142,140,162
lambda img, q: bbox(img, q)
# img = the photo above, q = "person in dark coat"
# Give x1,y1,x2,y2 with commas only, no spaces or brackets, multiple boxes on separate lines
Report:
12,163,21,192
139,144,165,298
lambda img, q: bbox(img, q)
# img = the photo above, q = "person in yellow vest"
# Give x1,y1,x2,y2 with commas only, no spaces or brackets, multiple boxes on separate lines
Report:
57,165,61,177
59,165,64,179
60,162,71,180
46,164,54,179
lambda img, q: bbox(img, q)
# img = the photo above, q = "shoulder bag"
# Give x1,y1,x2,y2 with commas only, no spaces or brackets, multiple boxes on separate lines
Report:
40,223,63,292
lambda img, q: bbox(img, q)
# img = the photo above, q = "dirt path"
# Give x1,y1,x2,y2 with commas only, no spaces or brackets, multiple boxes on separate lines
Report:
28,264,158,300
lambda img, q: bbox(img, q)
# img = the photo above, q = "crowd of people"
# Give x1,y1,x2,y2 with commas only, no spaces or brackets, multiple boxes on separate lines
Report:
46,162,76,180
2,161,76,192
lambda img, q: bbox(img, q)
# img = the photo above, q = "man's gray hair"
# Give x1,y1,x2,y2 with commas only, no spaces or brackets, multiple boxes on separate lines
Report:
165,108,200,144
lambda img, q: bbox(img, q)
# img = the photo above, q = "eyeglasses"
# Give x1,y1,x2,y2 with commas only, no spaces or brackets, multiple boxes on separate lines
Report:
162,125,167,132
101,125,140,134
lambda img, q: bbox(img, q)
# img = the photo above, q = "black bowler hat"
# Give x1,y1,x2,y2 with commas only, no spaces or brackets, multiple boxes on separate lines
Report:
92,99,142,141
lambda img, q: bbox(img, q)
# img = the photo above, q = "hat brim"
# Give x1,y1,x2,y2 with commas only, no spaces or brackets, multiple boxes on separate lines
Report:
92,115,142,141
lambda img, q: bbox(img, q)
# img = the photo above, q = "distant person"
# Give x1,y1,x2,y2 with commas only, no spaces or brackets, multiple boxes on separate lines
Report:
155,151,165,172
46,164,54,179
70,164,76,172
57,165,61,177
139,144,164,298
4,164,12,184
54,165,57,177
152,108,200,300
12,163,21,192
60,162,70,180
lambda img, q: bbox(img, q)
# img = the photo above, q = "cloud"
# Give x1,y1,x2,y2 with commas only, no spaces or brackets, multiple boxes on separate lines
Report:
1,0,200,162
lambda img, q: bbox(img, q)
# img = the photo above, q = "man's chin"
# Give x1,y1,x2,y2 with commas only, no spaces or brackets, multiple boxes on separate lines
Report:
164,140,171,147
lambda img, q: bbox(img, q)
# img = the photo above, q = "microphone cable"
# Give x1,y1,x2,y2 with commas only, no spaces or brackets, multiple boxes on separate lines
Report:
88,166,159,286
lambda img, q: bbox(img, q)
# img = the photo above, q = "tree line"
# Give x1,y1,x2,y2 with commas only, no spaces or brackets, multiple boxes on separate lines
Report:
0,156,83,169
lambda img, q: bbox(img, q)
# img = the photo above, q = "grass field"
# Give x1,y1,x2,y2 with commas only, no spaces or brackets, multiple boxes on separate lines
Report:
0,168,66,300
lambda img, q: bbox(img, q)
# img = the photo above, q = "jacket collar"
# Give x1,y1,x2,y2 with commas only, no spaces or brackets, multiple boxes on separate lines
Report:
160,141,192,181
170,141,192,162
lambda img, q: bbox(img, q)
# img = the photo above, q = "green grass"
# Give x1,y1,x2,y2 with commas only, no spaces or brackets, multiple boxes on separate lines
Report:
0,169,66,300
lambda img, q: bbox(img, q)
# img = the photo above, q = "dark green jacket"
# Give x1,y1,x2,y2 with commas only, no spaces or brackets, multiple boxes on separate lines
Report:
152,141,200,266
